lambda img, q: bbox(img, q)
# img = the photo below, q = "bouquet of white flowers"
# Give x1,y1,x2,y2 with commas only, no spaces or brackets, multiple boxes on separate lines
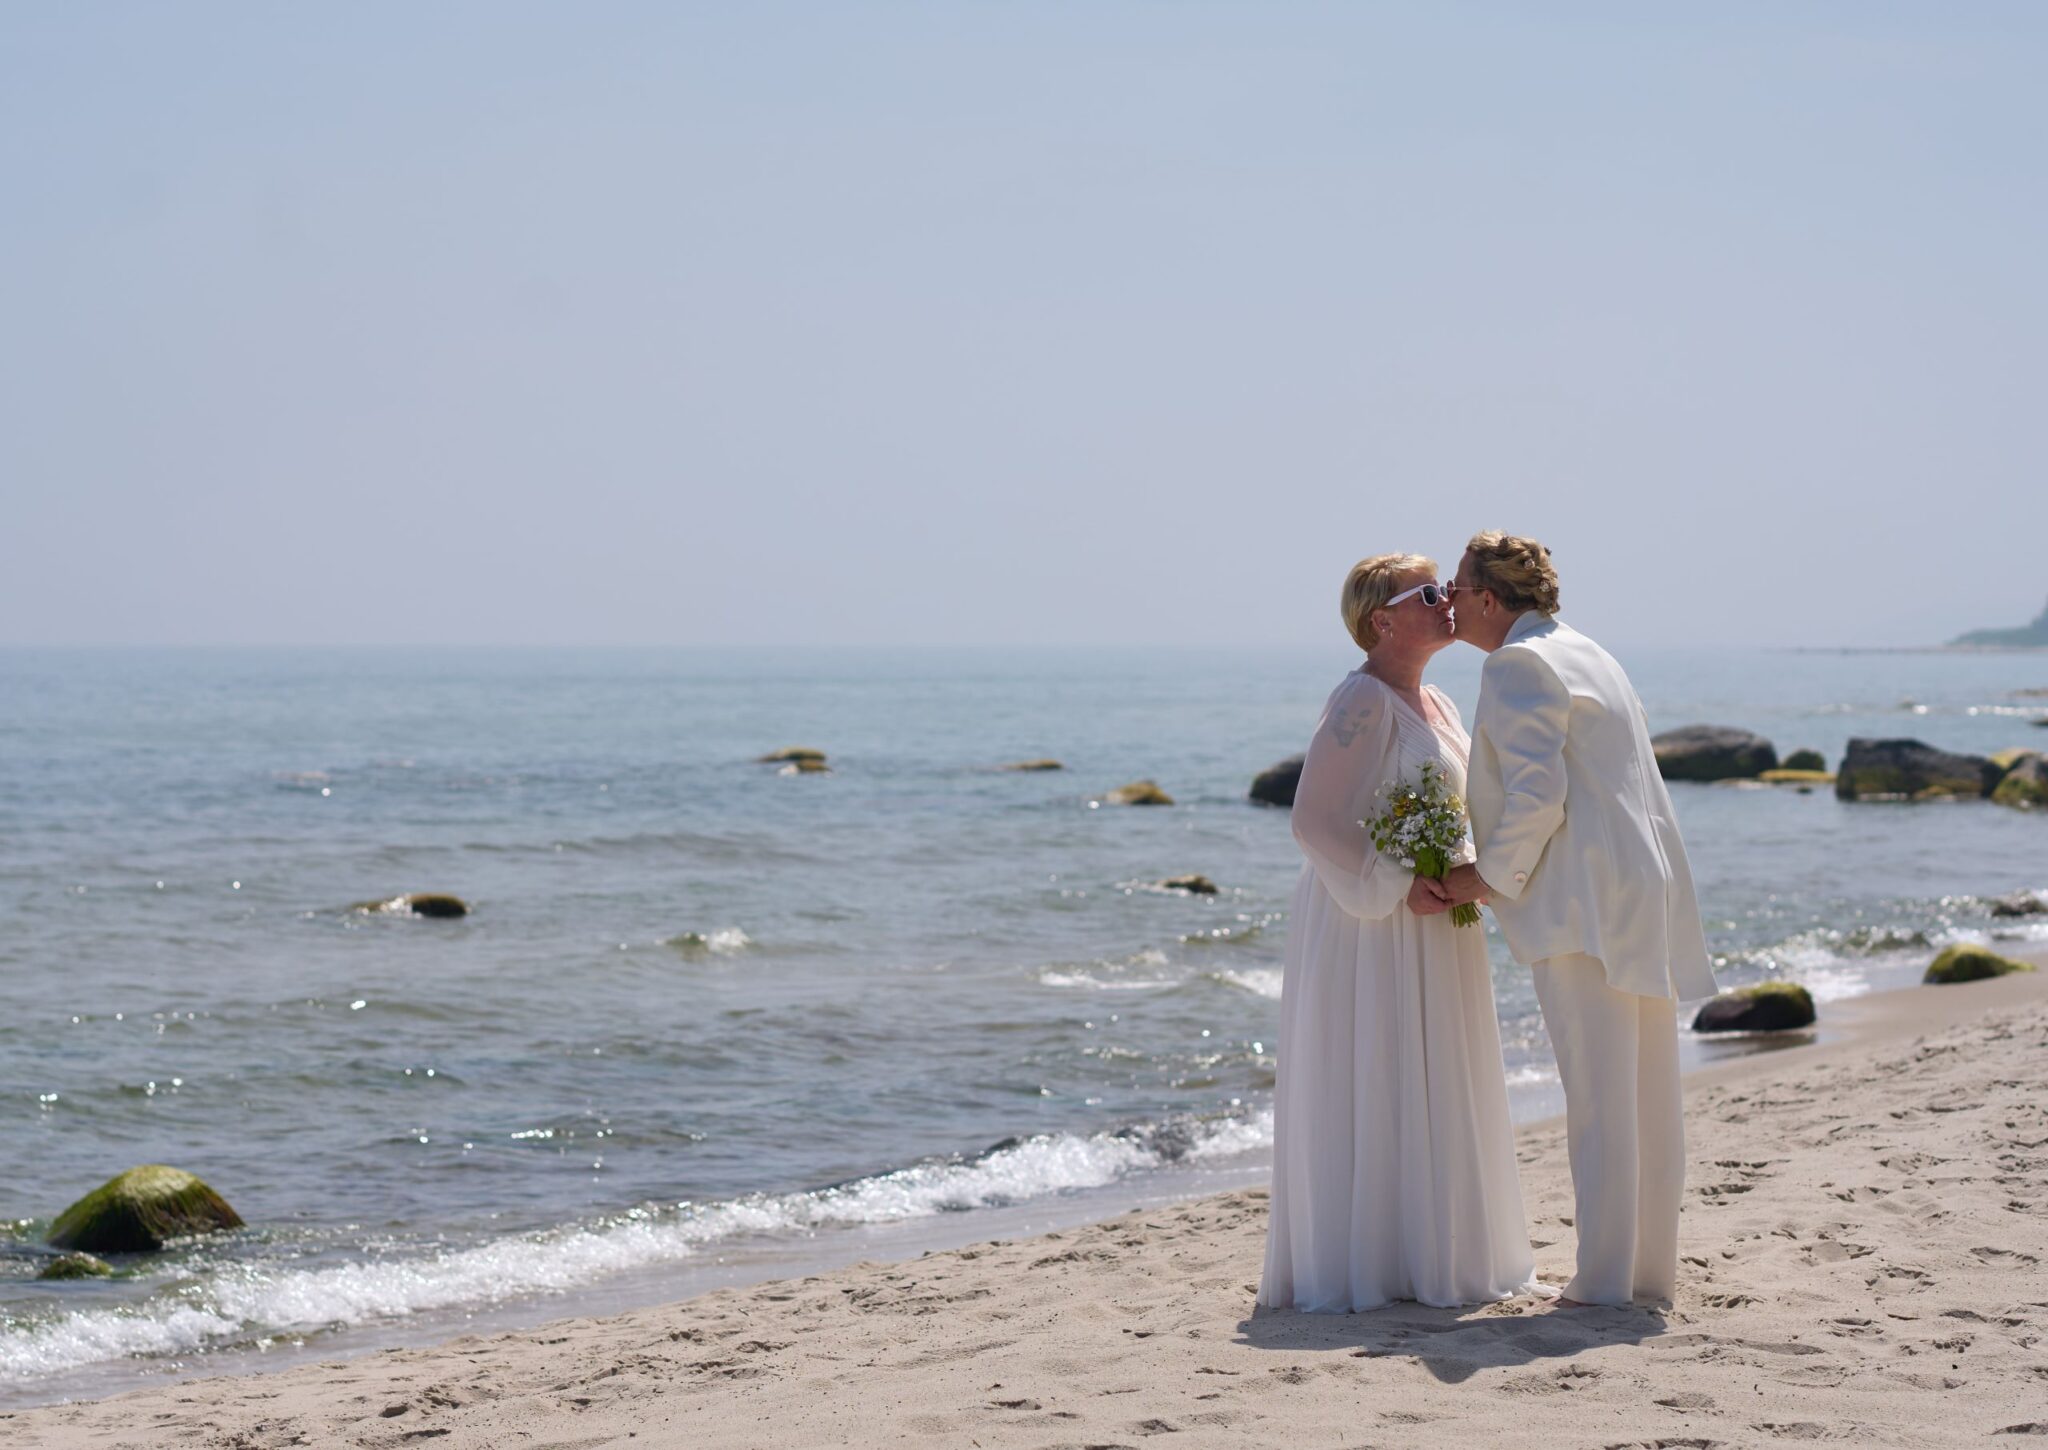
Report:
1362,759,1480,927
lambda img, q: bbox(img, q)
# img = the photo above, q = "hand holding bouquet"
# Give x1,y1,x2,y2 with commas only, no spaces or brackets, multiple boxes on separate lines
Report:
1362,759,1481,927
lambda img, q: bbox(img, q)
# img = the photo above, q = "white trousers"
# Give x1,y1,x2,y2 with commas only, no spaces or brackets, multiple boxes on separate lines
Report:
1531,952,1684,1305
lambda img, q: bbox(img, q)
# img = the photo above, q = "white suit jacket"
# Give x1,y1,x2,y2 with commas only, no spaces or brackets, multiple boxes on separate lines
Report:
1468,612,1719,1001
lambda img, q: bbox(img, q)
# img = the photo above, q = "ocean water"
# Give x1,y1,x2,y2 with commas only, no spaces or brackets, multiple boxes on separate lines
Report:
2,643,2044,1404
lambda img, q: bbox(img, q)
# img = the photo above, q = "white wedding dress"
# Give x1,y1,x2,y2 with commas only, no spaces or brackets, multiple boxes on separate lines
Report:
1259,669,1538,1312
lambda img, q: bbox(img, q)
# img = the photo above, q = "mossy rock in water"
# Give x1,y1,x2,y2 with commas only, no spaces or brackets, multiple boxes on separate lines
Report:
350,893,469,918
1690,981,1817,1033
1990,891,2046,918
38,1251,114,1280
47,1166,243,1254
1158,874,1219,895
1652,725,1778,781
1782,748,1828,773
1834,738,2002,801
1000,759,1065,772
1991,753,2048,810
1105,780,1174,806
1759,768,1835,785
757,747,826,764
1923,944,2037,985
779,758,831,775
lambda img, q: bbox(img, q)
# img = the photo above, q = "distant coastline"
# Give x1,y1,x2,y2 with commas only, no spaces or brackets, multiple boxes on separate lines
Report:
1948,596,2048,649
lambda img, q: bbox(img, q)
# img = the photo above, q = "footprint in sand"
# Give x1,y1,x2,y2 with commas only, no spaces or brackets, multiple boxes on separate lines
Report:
1972,1246,2041,1267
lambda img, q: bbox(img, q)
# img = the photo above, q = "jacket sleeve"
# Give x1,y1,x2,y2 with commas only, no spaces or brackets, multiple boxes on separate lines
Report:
1290,679,1412,922
1473,645,1571,902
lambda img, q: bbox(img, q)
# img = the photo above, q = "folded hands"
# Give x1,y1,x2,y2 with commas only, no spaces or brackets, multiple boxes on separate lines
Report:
1407,863,1492,917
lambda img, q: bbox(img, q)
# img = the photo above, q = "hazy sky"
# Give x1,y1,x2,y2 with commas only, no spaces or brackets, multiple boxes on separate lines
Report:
2,3,2041,648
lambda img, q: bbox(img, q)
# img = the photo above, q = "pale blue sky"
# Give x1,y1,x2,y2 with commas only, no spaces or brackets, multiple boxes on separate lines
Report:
2,3,2041,648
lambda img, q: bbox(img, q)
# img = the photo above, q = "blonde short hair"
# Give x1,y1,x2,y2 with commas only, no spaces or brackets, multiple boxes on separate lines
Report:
1341,552,1436,651
1464,531,1560,614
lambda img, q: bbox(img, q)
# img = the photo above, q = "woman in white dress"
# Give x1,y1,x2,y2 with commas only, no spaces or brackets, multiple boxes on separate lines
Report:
1259,552,1538,1312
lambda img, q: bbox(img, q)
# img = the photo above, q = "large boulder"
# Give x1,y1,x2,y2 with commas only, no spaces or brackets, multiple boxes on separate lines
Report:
351,893,469,918
1834,739,2002,801
1653,726,1778,782
757,747,826,764
1923,944,2036,985
1782,748,1828,772
1249,755,1305,808
1104,780,1174,806
47,1166,243,1254
1691,981,1817,1034
1991,752,2048,810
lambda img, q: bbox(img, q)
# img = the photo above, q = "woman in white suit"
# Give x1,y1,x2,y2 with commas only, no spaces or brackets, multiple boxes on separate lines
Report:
1258,553,1539,1313
1445,530,1719,1308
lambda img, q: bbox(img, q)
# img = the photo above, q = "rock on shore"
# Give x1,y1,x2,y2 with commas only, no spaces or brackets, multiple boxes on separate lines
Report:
1924,944,2035,984
1691,981,1817,1033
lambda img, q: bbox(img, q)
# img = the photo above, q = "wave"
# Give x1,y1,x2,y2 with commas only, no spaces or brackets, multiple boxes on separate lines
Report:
0,1109,1271,1383
1213,968,1281,1000
1037,947,1178,992
462,830,818,864
663,927,754,957
1711,906,2048,1004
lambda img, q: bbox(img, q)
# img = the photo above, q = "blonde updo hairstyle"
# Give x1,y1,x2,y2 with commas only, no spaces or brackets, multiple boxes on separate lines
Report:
1341,552,1437,651
1464,530,1560,614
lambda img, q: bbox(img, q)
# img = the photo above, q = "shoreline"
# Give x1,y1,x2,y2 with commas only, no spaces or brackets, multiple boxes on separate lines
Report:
0,949,2023,1412
5,959,2043,1443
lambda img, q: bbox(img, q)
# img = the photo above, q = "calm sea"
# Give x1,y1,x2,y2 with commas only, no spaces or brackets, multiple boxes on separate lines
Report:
2,643,2043,1404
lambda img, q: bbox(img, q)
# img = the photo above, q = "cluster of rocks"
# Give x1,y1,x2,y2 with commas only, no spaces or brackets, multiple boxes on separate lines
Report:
1690,938,2038,1034
1640,725,2047,811
1835,738,2045,808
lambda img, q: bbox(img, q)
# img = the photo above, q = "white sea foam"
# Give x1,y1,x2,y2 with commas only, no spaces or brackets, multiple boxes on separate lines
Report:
1038,970,1176,991
0,1111,1273,1383
1216,968,1282,1000
664,926,753,956
1038,948,1177,991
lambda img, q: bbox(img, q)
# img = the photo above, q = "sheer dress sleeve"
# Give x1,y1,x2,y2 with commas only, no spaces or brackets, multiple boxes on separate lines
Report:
1289,675,1413,922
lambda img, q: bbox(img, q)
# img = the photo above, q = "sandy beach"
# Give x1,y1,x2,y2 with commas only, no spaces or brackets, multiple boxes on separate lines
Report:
7,963,2046,1449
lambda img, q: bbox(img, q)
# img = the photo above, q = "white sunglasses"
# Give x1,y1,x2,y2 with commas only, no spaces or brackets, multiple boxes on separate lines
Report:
1384,581,1452,608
